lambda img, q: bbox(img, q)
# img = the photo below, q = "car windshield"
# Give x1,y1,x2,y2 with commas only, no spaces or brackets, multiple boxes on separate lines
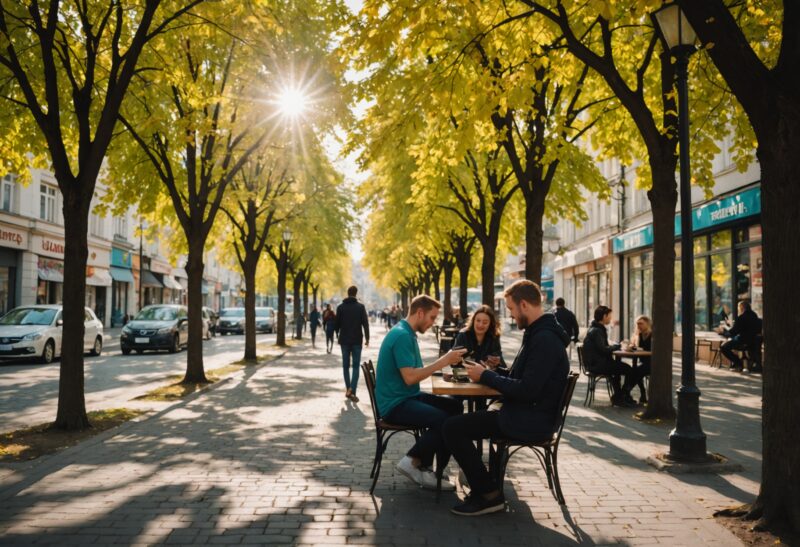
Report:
0,308,57,326
135,307,178,321
220,309,244,318
256,308,273,318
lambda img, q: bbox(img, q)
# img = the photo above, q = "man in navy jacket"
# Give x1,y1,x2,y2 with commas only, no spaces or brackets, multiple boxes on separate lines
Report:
443,279,570,516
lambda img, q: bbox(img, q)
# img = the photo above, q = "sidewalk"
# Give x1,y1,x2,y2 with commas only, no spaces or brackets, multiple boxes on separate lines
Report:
0,326,759,545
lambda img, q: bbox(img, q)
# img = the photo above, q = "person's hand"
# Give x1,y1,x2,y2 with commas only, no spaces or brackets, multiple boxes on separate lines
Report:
486,355,501,369
465,362,487,382
444,347,467,365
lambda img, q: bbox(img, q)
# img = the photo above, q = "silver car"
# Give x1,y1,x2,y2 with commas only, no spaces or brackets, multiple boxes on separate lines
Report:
0,305,104,364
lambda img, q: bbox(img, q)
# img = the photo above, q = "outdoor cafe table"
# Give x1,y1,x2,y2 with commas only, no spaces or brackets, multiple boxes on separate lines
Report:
612,349,653,367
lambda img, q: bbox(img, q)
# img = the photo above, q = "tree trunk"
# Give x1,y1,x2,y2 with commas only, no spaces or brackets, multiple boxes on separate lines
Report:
54,187,91,430
456,253,471,319
481,237,496,306
443,259,455,319
433,270,441,302
524,191,547,285
400,286,408,314
749,130,800,531
313,286,318,308
293,273,302,339
276,251,288,347
242,255,258,361
183,242,207,383
303,275,309,318
640,159,678,420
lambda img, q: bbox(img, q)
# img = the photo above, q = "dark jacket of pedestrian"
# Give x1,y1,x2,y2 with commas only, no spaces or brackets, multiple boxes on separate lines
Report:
553,306,580,342
582,320,620,372
724,308,762,348
478,313,570,441
335,297,370,346
309,309,321,332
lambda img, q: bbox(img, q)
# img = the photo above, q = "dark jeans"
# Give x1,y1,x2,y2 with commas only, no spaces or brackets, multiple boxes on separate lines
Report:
325,328,335,348
589,358,638,397
310,326,318,345
721,337,746,368
442,410,504,496
341,344,362,394
384,393,463,469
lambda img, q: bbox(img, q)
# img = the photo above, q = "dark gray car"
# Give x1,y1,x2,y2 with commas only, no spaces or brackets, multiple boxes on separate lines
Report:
120,305,189,354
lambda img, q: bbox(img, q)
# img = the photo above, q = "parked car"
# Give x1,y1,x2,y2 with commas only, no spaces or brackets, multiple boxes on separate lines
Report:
0,305,103,364
120,304,189,354
202,306,218,338
256,307,276,333
217,307,245,335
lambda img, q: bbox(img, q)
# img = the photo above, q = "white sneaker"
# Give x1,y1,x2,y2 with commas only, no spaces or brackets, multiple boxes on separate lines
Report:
420,468,456,491
396,456,424,486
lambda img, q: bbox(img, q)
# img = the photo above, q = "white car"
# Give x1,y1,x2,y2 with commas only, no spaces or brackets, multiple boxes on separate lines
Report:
0,305,104,364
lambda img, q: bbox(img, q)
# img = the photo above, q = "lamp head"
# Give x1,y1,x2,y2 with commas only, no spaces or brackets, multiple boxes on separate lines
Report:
652,3,697,52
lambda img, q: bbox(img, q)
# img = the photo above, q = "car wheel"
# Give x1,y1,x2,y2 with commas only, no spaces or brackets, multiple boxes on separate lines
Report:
169,334,180,353
89,336,103,356
121,347,132,355
40,339,55,364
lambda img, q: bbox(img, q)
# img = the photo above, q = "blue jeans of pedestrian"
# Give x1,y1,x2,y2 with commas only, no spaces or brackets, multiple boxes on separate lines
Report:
384,393,463,469
341,344,362,395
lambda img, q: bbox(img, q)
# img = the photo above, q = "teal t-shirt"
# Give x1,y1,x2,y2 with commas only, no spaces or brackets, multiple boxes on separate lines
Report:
375,319,423,416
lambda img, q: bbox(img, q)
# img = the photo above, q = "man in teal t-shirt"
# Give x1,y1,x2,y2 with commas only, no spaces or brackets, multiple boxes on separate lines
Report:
374,295,466,491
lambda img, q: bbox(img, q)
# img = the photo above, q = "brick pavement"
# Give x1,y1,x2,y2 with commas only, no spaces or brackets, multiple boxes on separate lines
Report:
0,324,760,546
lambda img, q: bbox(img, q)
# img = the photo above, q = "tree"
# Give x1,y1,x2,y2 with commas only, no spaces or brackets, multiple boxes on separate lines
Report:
674,0,799,533
0,0,203,429
114,6,269,383
222,151,293,360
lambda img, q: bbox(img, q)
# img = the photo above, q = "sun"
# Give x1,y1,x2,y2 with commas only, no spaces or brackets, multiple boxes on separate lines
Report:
277,88,308,118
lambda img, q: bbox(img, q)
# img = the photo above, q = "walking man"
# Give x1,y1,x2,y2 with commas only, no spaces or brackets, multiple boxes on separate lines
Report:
335,286,370,402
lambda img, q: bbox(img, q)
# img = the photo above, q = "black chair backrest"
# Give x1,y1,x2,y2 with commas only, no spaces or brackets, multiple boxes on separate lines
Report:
551,372,580,442
361,360,381,426
576,343,586,374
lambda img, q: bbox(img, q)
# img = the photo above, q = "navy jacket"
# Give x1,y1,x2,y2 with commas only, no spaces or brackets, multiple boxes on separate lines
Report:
479,313,570,441
724,308,762,348
334,297,370,346
582,320,620,372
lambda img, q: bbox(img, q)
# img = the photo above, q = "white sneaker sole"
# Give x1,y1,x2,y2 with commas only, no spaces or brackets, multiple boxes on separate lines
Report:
450,501,505,516
396,464,423,487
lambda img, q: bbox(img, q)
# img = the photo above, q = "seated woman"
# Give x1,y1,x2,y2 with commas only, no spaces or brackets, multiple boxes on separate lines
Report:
630,315,652,404
453,305,506,370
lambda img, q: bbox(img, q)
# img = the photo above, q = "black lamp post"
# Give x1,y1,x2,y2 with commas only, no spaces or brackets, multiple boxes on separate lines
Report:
652,3,709,462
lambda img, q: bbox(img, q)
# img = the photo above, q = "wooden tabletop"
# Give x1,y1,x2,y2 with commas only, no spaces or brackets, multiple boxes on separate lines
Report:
430,374,500,397
612,349,653,358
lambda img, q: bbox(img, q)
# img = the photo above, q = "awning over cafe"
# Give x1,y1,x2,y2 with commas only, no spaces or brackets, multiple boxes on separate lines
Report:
86,268,113,287
141,270,164,288
162,275,183,290
109,266,135,284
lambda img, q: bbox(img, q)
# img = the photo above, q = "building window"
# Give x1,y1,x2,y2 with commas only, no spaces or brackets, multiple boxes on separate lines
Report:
1,175,17,212
40,184,58,223
113,215,128,240
90,211,104,237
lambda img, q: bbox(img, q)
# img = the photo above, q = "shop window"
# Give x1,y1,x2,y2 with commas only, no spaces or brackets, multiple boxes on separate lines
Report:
39,184,58,223
736,245,763,317
710,251,733,328
693,235,707,254
694,257,708,330
710,229,732,250
1,175,16,212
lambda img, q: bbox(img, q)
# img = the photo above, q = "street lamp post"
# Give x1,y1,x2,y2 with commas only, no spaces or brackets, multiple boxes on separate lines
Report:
652,3,709,462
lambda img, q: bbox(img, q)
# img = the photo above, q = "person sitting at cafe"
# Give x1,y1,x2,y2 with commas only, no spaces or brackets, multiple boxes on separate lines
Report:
583,305,641,407
442,280,570,516
452,305,506,370
375,295,467,491
630,315,653,404
717,300,762,372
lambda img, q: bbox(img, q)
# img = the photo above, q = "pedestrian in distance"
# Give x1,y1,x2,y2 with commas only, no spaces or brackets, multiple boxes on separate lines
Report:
309,305,321,348
322,303,336,353
375,295,467,491
552,297,580,343
335,286,370,402
442,280,570,516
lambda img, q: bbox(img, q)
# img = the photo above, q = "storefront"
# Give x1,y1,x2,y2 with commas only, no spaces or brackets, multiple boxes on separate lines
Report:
554,240,612,328
37,256,63,304
613,185,762,334
0,224,26,315
141,270,164,306
110,247,134,326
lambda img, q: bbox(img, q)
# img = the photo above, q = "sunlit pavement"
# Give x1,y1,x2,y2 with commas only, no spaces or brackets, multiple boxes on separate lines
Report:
0,321,758,545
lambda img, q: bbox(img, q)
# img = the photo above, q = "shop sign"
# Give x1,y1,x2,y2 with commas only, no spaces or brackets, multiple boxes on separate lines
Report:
676,186,761,235
111,247,133,268
149,260,172,275
612,225,653,254
0,225,27,250
33,235,65,258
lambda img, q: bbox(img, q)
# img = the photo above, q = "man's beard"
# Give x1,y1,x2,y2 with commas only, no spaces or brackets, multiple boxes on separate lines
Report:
516,316,529,329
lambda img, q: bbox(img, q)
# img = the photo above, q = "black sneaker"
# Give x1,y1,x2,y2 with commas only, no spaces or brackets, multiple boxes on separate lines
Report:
451,493,505,516
611,396,636,408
